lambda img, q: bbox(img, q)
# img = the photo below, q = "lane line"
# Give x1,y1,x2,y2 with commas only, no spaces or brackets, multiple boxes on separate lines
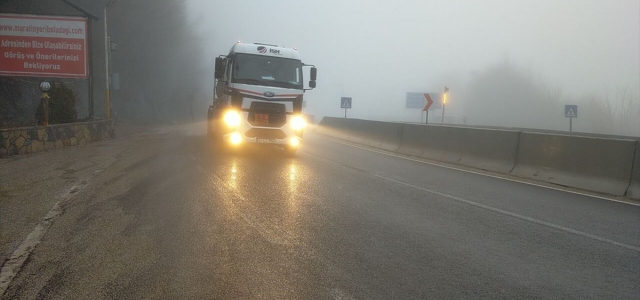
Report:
313,133,640,207
374,174,640,252
0,177,93,296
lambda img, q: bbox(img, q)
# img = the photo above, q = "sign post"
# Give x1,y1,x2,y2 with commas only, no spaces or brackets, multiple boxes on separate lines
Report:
564,105,577,132
340,97,352,118
423,93,434,124
407,92,440,123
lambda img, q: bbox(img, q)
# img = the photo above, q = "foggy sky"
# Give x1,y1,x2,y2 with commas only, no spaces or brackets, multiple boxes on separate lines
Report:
187,0,639,122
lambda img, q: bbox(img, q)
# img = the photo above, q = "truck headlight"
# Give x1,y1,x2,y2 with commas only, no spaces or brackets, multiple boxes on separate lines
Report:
289,137,301,147
291,115,306,130
224,110,241,127
230,132,242,145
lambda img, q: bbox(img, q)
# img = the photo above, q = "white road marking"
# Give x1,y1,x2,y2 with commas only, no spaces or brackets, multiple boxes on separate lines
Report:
0,180,90,296
315,133,640,207
374,174,640,252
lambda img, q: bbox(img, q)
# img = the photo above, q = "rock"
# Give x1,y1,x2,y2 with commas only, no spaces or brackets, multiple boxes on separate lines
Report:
31,140,43,152
24,139,32,146
1,131,8,139
55,140,63,149
46,127,54,141
70,137,77,146
62,138,71,146
63,127,74,138
28,130,38,141
8,144,17,155
82,127,91,141
45,141,55,151
18,146,27,155
38,129,45,140
1,136,8,149
78,138,86,146
8,131,14,140
15,136,25,149
74,129,84,140
0,147,7,157
21,130,29,139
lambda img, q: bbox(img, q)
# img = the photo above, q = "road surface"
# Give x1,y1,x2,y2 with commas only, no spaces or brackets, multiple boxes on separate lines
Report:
1,122,639,299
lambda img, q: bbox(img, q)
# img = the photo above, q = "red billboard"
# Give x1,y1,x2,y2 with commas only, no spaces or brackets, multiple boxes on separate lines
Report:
0,14,88,78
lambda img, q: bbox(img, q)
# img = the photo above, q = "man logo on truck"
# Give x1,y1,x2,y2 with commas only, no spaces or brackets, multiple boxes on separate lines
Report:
258,46,267,53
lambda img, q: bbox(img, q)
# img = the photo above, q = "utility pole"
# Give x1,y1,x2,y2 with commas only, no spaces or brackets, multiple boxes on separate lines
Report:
104,0,118,119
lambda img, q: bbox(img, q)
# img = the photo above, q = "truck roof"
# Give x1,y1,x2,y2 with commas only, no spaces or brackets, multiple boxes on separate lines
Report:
229,42,301,60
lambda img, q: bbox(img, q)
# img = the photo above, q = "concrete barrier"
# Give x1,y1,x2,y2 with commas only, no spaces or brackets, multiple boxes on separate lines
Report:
398,124,520,174
626,142,640,200
396,124,429,157
346,119,403,151
317,117,639,198
317,117,403,151
511,133,636,196
317,117,352,140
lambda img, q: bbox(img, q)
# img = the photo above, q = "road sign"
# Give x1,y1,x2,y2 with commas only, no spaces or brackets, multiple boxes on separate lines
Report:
406,92,441,110
0,14,89,78
565,105,577,118
341,97,352,109
405,93,423,109
423,94,434,111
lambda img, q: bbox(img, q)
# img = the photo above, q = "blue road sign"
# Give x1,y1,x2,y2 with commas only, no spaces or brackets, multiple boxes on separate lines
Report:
341,97,352,109
565,105,578,118
405,93,424,109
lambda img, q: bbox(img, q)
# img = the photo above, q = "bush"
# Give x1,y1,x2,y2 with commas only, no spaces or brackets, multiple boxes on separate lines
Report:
35,82,77,124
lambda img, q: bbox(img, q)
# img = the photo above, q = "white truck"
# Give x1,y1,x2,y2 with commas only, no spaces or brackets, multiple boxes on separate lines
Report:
208,42,317,154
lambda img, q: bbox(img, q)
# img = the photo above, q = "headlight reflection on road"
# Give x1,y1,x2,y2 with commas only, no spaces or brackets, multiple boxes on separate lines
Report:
287,162,300,213
229,161,238,188
289,165,296,181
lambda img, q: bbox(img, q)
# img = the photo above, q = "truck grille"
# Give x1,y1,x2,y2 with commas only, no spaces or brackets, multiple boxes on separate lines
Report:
248,102,286,127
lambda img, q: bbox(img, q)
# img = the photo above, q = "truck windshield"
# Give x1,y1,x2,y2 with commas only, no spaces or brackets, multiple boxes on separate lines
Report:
232,54,303,89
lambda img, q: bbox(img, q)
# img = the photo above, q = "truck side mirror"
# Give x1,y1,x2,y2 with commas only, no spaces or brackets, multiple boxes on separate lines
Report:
310,67,317,81
215,57,224,80
309,81,316,89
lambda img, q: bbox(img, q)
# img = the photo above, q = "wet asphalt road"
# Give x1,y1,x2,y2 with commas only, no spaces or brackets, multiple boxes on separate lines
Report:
1,122,639,299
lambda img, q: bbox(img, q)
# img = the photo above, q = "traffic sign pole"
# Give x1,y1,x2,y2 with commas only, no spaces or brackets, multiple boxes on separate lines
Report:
422,93,434,124
564,105,578,132
341,97,352,118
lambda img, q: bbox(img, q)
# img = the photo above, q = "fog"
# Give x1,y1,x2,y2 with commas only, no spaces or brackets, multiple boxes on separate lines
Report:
188,0,639,136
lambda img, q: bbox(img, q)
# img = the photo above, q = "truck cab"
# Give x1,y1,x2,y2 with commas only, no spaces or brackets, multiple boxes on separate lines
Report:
208,42,317,153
